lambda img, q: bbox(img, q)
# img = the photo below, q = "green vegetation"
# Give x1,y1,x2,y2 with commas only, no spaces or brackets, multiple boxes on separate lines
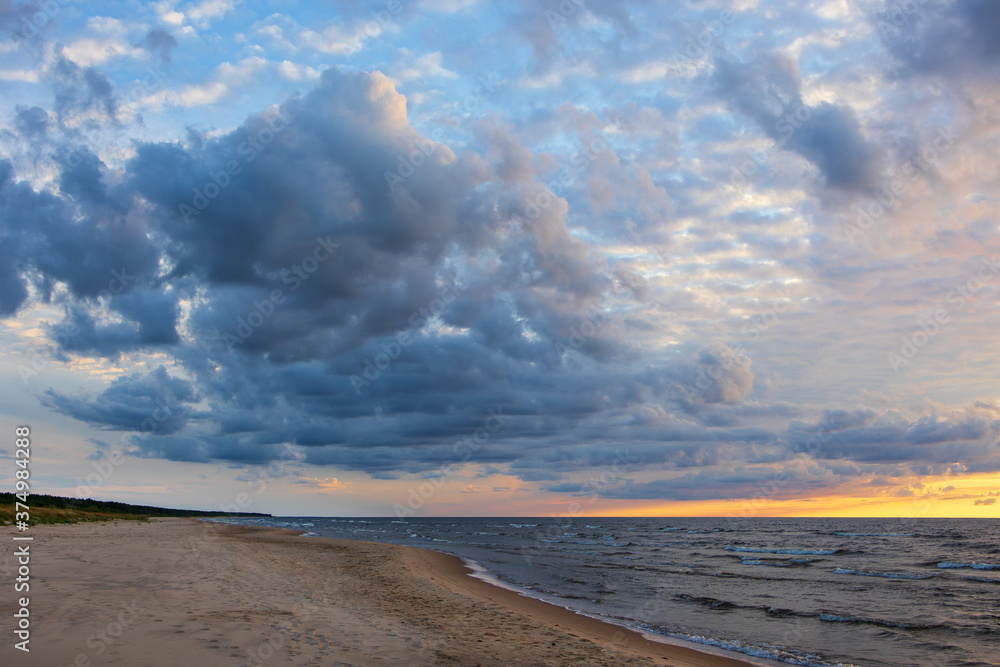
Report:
1,493,270,526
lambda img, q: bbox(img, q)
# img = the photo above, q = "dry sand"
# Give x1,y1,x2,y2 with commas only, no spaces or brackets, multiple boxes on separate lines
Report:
1,518,756,666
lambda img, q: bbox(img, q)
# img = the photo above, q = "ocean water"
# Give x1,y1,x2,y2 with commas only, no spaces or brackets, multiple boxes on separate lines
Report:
215,517,1000,667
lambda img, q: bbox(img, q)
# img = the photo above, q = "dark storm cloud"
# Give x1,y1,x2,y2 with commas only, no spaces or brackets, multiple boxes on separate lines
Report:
125,69,596,321
51,57,119,126
0,239,27,316
669,341,755,406
0,152,161,317
41,334,765,476
57,147,112,206
784,409,1000,465
0,0,40,39
13,105,49,137
593,465,834,501
124,434,211,462
714,53,879,193
49,287,182,357
0,154,158,320
566,401,1000,501
126,68,602,358
16,58,1000,492
880,0,1000,80
0,160,29,315
124,431,296,464
42,366,199,435
19,67,648,474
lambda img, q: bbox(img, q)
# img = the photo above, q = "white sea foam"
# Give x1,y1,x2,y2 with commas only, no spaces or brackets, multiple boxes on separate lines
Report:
937,561,1000,570
742,558,791,567
834,568,932,580
726,546,838,555
819,613,934,630
652,631,862,667
460,556,530,595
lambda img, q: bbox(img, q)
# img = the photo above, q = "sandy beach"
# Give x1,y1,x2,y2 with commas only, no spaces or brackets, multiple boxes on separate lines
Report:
1,519,756,666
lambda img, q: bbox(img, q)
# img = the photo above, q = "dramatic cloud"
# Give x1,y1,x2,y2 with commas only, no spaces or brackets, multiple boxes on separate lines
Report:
43,366,199,435
880,0,1000,80
8,68,659,477
1,0,998,513
714,52,879,193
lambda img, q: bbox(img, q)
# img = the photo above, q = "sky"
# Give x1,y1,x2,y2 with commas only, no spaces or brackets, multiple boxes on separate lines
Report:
0,0,999,518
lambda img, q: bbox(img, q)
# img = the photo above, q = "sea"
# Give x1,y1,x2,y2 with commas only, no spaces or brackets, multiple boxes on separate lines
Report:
210,516,1000,667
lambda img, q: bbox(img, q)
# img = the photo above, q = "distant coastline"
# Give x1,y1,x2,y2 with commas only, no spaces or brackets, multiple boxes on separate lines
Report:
0,492,269,526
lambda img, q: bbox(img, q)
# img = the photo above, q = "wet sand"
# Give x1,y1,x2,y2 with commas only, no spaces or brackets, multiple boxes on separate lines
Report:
0,518,756,666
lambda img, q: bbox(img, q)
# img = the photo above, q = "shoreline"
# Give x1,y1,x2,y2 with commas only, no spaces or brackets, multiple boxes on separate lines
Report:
451,553,779,666
2,518,759,666
393,534,761,667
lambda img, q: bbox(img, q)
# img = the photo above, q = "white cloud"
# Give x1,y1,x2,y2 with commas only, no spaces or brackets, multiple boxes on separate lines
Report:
518,61,595,89
150,0,241,30
251,13,400,56
59,16,147,66
61,39,145,66
390,50,458,83
0,69,40,82
140,57,318,109
183,0,241,29
620,60,694,84
276,60,321,82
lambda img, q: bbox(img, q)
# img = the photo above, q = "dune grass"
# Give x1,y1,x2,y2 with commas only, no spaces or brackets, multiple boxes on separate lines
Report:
1,492,267,527
0,503,150,525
